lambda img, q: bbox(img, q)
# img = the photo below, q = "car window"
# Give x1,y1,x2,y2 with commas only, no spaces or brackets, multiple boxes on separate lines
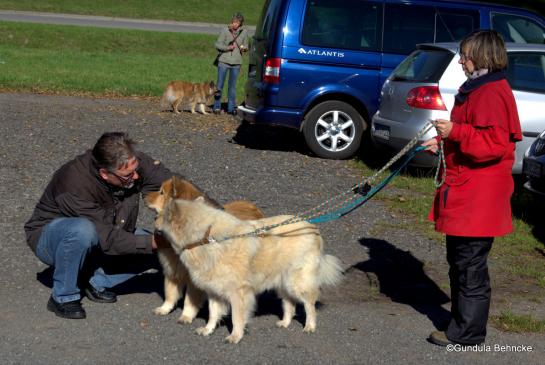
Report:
384,4,435,54
435,11,479,42
255,0,282,40
301,0,381,51
506,52,545,94
390,49,453,82
492,13,545,44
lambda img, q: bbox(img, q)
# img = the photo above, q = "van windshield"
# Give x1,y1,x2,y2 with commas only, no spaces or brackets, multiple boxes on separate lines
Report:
391,49,453,82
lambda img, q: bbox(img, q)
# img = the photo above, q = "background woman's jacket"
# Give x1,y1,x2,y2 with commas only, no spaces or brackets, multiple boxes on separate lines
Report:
215,27,249,66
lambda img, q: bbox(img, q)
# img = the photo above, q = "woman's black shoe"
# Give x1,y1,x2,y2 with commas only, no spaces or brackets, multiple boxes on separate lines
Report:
47,296,86,319
84,286,117,303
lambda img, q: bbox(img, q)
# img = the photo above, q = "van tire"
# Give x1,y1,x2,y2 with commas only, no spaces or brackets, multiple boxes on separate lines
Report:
303,101,365,159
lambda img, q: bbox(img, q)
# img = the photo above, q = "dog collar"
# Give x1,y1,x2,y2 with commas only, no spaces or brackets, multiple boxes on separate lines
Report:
182,226,214,251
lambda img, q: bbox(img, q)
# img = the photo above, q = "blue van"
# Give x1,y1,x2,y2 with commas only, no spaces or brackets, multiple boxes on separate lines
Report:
238,0,545,159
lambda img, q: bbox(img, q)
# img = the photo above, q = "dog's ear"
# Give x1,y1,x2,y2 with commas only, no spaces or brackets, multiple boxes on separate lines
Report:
195,196,206,203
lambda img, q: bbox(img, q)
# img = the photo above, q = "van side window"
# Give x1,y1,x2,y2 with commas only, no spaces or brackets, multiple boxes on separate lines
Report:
506,52,545,94
492,13,545,44
435,11,478,42
301,0,381,51
384,4,435,54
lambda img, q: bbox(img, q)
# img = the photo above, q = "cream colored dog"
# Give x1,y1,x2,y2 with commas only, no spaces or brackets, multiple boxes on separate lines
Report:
145,177,263,324
155,196,343,344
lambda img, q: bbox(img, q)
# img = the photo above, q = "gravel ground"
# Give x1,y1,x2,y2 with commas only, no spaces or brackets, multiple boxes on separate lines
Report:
0,92,543,364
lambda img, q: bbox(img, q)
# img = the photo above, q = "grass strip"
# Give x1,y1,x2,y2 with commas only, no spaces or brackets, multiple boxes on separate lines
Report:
0,21,247,98
492,310,545,333
0,0,266,25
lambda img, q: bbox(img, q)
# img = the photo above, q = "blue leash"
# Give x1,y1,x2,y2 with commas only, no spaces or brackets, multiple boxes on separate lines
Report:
308,146,426,224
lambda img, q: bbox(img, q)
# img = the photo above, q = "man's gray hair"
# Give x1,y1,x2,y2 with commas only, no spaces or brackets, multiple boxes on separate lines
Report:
92,132,136,171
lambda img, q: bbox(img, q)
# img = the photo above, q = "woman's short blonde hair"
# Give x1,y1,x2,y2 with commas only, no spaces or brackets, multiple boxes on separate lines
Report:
460,30,508,71
231,12,244,26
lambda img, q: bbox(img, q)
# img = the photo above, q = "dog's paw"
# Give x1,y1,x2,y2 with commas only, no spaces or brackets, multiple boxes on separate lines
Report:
276,319,291,328
225,333,243,344
177,315,194,325
195,326,213,337
303,324,316,333
153,305,173,316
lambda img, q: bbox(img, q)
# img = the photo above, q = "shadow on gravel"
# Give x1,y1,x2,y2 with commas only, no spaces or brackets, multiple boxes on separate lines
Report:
354,238,451,330
37,267,163,296
230,121,309,154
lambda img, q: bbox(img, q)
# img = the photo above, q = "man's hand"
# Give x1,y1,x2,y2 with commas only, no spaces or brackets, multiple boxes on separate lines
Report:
434,119,453,139
421,137,439,155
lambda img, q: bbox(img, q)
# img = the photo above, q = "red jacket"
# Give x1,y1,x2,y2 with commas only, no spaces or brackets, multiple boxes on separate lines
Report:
429,79,521,237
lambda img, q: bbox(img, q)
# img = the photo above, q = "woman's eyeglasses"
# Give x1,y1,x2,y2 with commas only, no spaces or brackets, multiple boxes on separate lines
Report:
459,52,471,62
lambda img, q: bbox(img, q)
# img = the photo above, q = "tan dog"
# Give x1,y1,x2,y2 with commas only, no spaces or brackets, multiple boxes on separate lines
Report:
160,80,215,114
155,196,343,344
145,177,264,324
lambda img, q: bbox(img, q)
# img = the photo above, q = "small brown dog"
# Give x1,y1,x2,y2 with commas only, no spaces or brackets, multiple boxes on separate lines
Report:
160,81,216,114
145,176,264,324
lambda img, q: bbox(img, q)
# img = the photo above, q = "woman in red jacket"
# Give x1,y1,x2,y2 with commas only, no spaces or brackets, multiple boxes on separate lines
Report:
422,30,522,346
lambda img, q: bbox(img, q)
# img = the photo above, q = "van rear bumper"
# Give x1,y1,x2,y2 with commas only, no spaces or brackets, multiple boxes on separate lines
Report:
237,103,303,129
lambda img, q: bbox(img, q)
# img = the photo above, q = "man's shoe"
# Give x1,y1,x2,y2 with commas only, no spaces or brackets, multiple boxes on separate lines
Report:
84,286,117,303
47,296,86,319
428,330,452,347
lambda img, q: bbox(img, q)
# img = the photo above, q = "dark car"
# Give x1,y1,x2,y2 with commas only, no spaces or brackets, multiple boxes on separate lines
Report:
523,130,545,196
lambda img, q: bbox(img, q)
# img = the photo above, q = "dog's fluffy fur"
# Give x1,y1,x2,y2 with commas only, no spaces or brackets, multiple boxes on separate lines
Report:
145,177,264,324
155,196,343,344
160,80,215,114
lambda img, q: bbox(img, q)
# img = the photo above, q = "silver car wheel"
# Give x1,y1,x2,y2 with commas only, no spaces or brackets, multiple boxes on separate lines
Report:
314,110,355,152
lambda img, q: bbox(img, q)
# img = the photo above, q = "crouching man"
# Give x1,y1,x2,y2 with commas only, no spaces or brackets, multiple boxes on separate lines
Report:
24,132,183,319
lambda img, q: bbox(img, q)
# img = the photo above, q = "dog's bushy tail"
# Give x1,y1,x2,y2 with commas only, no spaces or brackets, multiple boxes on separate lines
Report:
160,83,174,110
318,254,343,287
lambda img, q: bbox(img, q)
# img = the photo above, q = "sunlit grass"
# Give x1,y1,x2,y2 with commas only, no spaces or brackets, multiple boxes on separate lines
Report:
0,21,246,98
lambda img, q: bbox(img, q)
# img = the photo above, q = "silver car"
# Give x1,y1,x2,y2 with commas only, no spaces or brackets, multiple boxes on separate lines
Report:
371,43,545,174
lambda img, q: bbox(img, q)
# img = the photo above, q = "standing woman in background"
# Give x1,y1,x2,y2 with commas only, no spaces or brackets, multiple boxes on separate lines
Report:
422,30,522,347
213,12,249,115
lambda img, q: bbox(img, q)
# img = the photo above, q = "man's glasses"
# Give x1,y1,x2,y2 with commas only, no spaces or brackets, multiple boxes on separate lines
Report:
110,170,136,186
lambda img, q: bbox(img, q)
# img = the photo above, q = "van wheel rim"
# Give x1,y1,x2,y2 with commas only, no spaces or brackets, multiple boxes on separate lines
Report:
314,110,355,152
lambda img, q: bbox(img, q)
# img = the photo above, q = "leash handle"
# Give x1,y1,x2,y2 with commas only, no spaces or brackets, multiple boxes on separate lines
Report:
434,140,446,188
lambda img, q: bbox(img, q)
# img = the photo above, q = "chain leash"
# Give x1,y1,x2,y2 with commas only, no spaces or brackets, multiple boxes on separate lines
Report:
208,121,441,244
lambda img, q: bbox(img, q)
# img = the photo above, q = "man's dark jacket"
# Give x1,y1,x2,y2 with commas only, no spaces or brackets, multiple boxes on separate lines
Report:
24,150,174,255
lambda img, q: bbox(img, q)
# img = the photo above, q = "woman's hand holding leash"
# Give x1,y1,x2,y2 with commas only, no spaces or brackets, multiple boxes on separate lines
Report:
422,138,439,154
434,118,453,139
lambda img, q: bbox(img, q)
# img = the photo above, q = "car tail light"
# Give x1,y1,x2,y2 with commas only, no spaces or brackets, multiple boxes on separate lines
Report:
263,58,281,84
406,86,447,111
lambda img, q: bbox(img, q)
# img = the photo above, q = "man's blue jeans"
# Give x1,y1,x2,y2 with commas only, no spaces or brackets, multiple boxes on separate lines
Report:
36,217,157,303
213,62,240,113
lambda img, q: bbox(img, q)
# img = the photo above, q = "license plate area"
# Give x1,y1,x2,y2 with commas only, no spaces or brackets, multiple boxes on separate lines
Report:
373,124,390,141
